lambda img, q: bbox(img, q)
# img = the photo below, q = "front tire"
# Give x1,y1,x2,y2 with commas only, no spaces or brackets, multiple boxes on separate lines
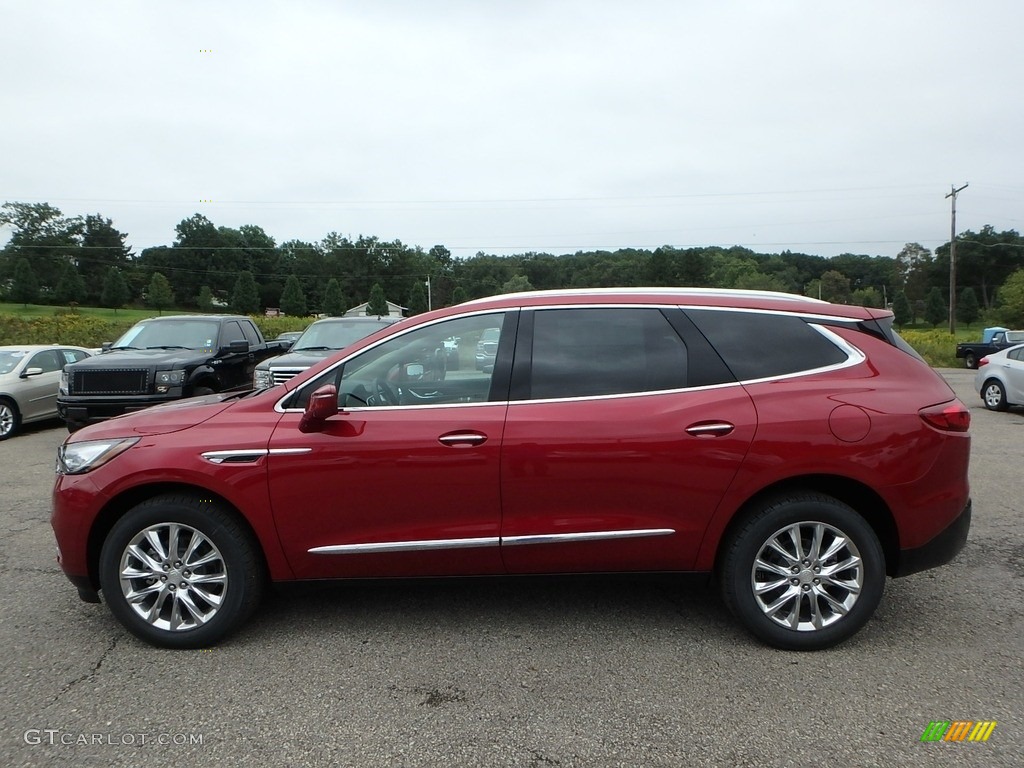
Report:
720,493,885,651
99,495,264,648
0,398,21,440
982,379,1008,411
964,352,977,369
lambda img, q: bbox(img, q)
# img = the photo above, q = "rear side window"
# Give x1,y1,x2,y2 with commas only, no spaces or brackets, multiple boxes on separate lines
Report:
686,309,848,381
528,308,687,399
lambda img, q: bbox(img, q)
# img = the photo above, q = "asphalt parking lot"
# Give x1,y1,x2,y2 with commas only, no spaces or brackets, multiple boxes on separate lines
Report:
1,368,1021,767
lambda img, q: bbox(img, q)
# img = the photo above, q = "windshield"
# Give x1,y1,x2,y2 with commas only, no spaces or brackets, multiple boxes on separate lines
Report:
294,320,392,351
114,320,221,350
0,350,29,375
1006,331,1024,343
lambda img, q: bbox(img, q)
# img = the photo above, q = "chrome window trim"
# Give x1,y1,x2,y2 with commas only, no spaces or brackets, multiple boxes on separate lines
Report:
460,287,829,305
308,528,676,555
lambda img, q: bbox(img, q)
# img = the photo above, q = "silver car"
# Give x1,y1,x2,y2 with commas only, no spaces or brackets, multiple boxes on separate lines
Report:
0,345,92,439
975,343,1024,411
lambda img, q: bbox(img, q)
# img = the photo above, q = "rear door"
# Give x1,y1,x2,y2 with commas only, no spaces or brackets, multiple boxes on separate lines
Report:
499,306,756,574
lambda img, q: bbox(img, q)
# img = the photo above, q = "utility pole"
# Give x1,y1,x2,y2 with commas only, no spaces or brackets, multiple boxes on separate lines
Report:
425,274,432,312
946,183,968,334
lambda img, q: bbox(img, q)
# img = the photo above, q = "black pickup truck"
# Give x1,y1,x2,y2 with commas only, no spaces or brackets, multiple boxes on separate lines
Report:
955,328,1024,369
58,315,288,431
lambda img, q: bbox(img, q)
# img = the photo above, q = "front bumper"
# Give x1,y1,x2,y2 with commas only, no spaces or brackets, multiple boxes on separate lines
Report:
58,395,176,425
894,499,972,577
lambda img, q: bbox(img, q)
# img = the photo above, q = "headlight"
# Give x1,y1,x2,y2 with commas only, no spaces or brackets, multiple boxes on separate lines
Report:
59,369,69,395
254,368,271,388
56,438,139,475
155,370,186,386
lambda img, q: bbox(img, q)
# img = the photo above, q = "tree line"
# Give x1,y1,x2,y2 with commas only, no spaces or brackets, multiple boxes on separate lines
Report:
2,201,1024,326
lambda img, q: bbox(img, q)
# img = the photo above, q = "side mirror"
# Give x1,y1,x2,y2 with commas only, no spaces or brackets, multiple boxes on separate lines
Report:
20,367,44,378
223,339,250,354
299,384,338,432
101,342,112,352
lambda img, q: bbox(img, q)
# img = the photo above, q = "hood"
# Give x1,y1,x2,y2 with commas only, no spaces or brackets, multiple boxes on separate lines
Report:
257,349,336,370
74,348,211,369
66,392,238,441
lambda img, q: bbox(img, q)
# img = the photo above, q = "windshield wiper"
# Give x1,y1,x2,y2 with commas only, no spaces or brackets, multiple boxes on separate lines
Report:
108,345,140,350
293,346,333,351
146,345,190,350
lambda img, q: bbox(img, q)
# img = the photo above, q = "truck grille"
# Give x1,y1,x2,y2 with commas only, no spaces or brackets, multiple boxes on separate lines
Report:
271,367,307,386
71,369,151,395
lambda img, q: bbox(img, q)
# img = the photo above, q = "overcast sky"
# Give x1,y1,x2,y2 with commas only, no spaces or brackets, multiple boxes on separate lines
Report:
2,0,1021,261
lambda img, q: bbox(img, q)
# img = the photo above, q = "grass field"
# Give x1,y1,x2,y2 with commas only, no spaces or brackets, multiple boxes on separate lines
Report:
0,302,176,322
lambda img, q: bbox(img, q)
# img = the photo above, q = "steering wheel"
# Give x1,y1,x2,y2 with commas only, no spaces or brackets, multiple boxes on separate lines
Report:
375,378,401,406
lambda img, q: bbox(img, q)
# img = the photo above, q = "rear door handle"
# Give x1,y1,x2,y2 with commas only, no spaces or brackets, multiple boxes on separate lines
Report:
686,421,735,437
438,431,488,446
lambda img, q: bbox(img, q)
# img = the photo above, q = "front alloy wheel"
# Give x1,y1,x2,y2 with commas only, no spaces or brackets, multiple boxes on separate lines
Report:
721,493,885,650
100,495,264,648
982,380,1008,411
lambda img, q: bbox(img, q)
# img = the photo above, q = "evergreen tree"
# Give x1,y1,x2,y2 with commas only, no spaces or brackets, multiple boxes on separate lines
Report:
196,285,215,311
366,283,388,316
450,286,468,306
957,287,980,325
924,287,947,327
11,258,39,306
280,274,307,317
407,281,428,315
892,291,912,328
53,261,87,306
230,270,260,315
321,278,346,316
100,267,130,313
146,272,175,315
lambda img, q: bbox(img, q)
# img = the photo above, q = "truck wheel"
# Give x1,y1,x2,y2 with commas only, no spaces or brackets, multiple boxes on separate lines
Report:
0,398,21,441
720,492,885,650
982,379,1008,411
99,495,265,648
964,352,977,369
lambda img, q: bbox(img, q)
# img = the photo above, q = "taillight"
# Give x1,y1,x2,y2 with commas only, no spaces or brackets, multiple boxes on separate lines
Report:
978,357,990,368
919,402,971,432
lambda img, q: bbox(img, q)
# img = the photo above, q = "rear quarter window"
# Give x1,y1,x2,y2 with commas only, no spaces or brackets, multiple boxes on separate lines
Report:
686,309,848,381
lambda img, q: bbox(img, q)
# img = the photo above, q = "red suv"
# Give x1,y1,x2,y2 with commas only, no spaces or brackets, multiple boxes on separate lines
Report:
51,289,971,650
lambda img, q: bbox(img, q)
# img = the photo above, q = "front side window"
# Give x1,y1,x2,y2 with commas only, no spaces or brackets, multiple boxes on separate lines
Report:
295,312,509,409
527,308,688,400
28,349,64,373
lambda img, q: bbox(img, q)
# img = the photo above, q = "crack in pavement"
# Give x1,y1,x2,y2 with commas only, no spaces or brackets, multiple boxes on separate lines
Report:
45,637,119,708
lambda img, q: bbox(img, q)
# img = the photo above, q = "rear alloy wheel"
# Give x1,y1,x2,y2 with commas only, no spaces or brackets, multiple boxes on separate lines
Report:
721,493,885,650
982,379,1008,411
0,399,21,440
99,495,264,648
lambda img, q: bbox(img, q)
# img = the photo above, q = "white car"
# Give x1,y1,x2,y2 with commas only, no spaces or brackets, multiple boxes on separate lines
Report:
0,345,92,439
975,343,1024,411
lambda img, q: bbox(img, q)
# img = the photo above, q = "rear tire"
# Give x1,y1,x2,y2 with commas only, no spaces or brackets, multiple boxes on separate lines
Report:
964,352,977,369
720,493,885,651
982,379,1008,411
99,495,264,648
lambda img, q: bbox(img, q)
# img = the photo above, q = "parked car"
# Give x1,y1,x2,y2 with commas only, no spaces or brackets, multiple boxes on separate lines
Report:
0,345,92,440
52,288,972,651
474,327,501,371
254,316,403,388
975,344,1024,410
955,327,1024,369
58,315,290,431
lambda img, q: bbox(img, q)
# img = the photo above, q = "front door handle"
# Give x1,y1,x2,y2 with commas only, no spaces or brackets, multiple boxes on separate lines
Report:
438,431,487,446
686,421,735,437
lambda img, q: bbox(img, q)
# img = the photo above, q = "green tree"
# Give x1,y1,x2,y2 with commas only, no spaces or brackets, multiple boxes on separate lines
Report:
957,287,980,325
407,280,428,315
0,202,83,292
892,291,912,328
280,274,308,317
501,274,534,293
79,214,133,302
53,261,87,306
819,270,852,304
11,258,39,306
450,286,468,305
196,285,215,311
924,287,947,327
146,272,175,315
321,278,346,316
100,267,130,312
366,282,388,316
230,270,260,315
851,287,882,308
995,268,1024,327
